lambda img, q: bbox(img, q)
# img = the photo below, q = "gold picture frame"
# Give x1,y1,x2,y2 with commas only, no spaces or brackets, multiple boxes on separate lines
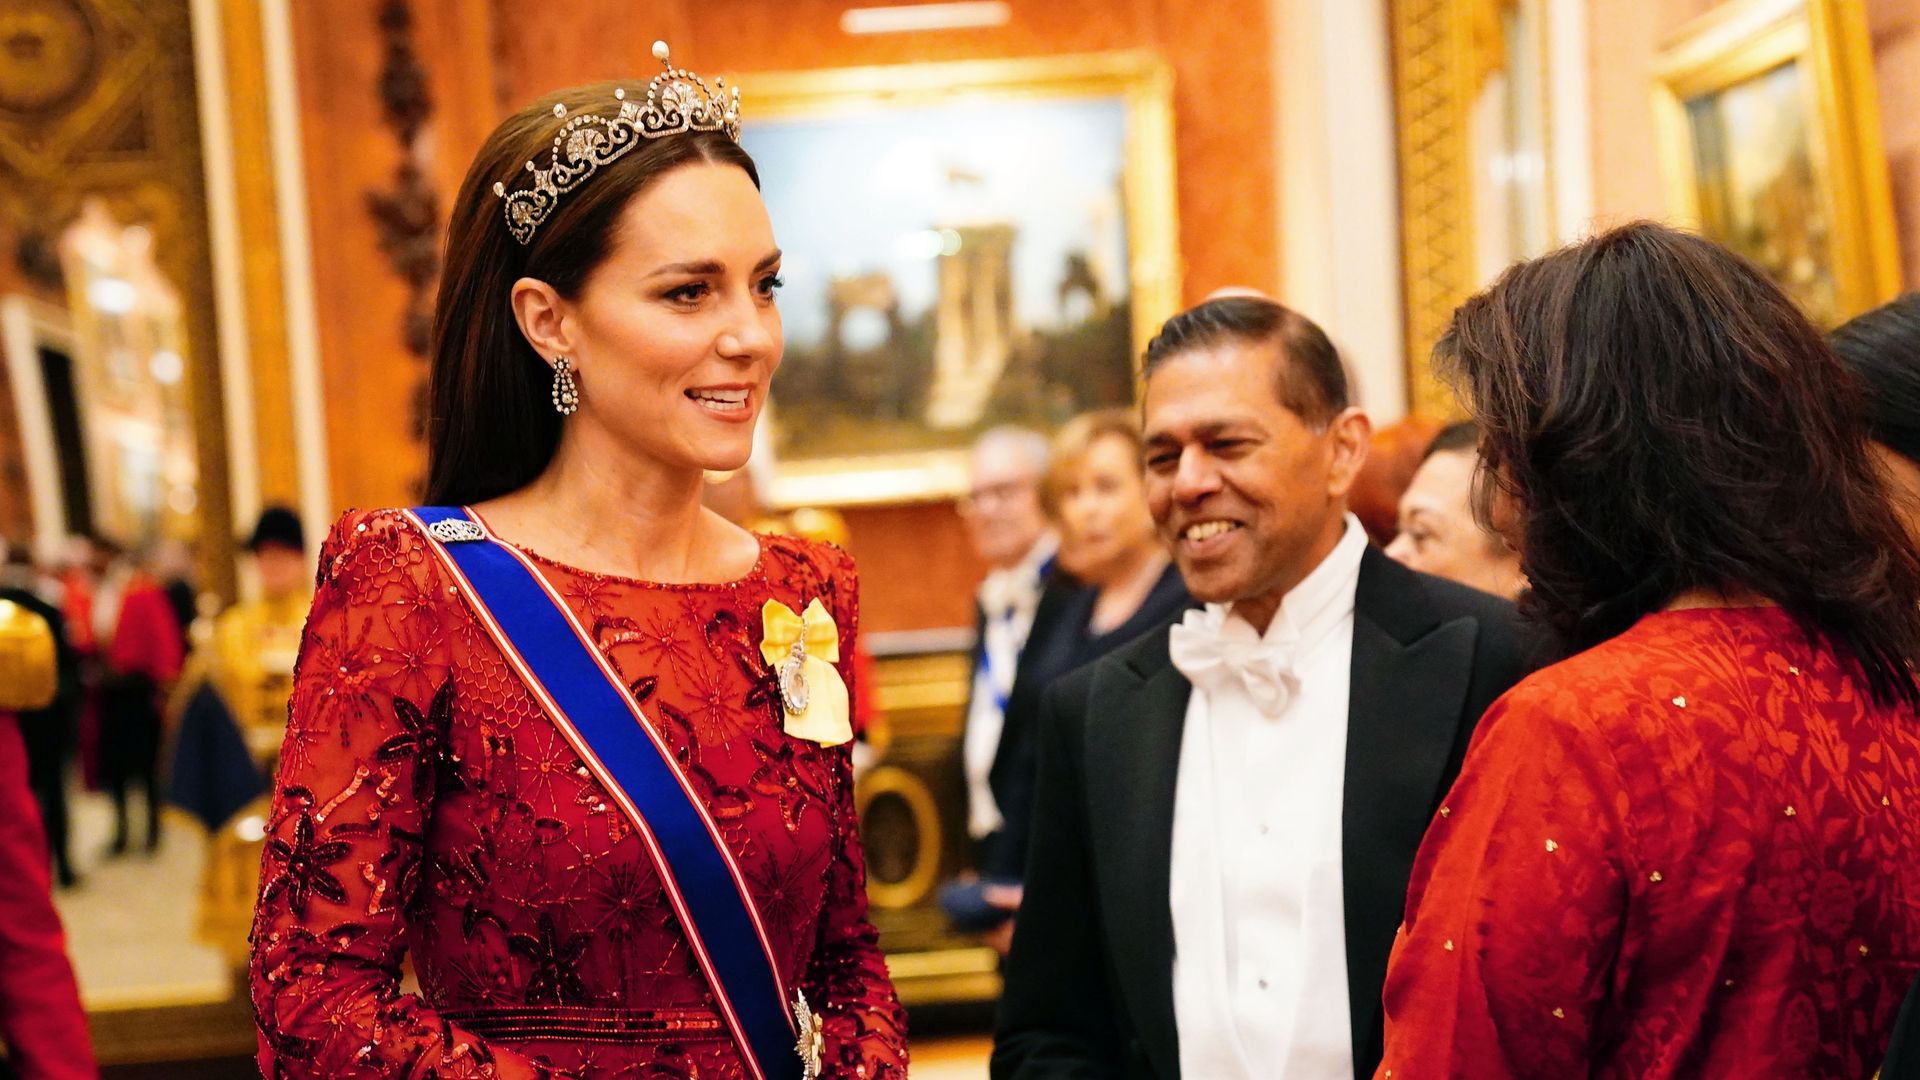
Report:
730,52,1181,508
1653,0,1899,325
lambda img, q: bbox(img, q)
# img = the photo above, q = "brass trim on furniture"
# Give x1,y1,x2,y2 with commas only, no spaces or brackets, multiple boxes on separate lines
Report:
856,763,946,910
886,945,1003,1007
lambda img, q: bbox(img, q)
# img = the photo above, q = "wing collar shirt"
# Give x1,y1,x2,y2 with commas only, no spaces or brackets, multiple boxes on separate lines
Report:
1169,515,1366,1078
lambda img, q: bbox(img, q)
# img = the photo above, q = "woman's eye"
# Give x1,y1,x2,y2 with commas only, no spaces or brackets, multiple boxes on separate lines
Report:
756,274,785,298
664,282,709,304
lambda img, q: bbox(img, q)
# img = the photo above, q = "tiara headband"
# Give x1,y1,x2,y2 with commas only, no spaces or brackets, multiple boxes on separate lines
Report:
494,40,741,245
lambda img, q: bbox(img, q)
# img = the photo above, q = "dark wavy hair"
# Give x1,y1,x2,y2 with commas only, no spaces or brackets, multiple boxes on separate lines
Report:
425,83,758,505
1831,292,1920,464
1436,221,1920,707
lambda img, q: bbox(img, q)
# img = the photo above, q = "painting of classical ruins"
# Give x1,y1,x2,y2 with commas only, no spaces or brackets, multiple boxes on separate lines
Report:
740,58,1177,505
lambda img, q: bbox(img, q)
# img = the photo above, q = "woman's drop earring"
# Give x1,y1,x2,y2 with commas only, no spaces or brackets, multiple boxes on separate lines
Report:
551,356,579,416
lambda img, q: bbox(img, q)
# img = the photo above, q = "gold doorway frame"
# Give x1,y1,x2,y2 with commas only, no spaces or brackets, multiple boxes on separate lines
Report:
1388,0,1492,419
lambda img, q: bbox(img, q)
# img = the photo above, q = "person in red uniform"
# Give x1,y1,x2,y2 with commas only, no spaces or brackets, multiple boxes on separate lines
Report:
97,546,185,854
248,50,906,1080
0,711,97,1078
1375,222,1920,1079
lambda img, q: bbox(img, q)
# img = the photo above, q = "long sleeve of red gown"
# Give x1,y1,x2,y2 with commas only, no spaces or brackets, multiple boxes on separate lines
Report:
249,517,553,1080
0,713,96,1080
797,552,910,1074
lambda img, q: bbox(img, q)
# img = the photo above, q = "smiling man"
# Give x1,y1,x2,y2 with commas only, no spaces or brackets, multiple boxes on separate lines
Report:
992,297,1537,1080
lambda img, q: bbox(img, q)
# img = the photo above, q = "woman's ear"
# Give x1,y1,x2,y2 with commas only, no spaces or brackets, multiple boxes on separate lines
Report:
510,277,571,369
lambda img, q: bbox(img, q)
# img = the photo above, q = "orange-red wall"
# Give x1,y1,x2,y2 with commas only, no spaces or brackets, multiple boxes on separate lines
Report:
290,0,498,517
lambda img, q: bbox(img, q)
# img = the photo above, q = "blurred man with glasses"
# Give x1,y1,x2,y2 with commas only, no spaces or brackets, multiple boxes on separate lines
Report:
945,427,1065,936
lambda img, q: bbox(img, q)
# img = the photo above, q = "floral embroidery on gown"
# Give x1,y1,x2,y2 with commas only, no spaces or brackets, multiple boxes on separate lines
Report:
249,509,908,1079
1377,607,1920,1080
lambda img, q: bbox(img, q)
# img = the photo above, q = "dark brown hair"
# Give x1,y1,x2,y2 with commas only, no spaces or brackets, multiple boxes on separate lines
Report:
1438,221,1920,706
1422,420,1480,461
1142,297,1347,426
425,83,758,505
1831,292,1920,464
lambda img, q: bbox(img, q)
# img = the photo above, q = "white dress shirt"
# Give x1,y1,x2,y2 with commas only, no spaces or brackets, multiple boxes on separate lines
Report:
1169,515,1366,1079
963,533,1057,840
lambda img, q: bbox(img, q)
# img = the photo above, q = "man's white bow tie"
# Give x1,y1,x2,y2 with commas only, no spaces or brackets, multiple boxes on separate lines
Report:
1168,610,1301,716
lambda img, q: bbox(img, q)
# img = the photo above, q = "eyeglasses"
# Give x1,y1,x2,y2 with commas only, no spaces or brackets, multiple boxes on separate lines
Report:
958,479,1038,515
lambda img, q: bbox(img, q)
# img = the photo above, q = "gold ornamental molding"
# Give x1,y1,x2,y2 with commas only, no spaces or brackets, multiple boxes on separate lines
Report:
1389,0,1493,419
0,0,235,596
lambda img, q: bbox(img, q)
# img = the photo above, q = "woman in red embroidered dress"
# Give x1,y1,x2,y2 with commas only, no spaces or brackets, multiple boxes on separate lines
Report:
248,51,907,1079
1375,223,1920,1080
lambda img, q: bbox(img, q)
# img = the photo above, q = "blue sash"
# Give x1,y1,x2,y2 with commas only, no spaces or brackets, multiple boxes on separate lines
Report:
406,507,806,1080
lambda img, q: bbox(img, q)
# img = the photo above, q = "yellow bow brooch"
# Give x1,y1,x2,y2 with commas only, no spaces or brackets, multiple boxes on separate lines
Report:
760,598,852,747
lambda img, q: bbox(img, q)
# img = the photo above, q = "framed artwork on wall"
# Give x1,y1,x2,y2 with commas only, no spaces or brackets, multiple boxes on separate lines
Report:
735,51,1180,508
1653,0,1899,327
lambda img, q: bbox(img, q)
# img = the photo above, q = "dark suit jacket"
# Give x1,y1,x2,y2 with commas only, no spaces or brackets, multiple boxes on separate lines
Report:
1880,972,1920,1080
984,565,1191,881
962,568,1083,866
992,547,1538,1080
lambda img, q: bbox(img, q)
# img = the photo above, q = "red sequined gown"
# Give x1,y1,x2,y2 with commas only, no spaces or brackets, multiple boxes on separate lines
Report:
1377,607,1920,1079
249,509,908,1079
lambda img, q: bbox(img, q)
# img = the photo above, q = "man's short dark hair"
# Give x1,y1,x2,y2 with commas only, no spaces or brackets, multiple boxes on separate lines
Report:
1423,420,1481,461
1141,297,1349,426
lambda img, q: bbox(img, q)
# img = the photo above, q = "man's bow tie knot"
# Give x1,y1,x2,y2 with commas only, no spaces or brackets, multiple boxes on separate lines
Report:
1168,611,1301,716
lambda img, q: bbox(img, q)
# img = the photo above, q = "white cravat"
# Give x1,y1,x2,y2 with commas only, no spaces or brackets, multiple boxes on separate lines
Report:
963,534,1057,840
1169,612,1302,716
1169,516,1366,1080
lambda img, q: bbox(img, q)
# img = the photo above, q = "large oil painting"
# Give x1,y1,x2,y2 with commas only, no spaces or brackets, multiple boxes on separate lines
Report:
1685,58,1836,322
737,53,1178,507
1653,0,1897,327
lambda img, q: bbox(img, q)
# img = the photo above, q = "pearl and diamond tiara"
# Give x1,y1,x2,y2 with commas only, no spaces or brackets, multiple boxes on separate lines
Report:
494,40,741,245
